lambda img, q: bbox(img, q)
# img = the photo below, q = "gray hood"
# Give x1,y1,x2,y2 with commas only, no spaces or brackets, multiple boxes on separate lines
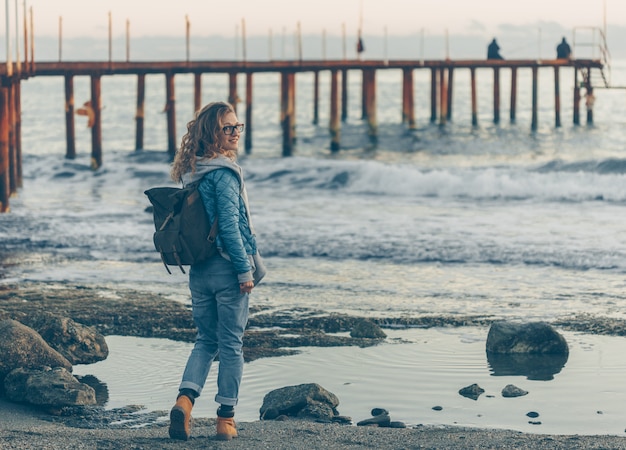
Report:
181,154,243,189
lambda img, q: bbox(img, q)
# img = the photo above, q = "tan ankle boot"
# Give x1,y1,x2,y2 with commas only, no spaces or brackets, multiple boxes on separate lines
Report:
216,417,238,440
169,395,193,441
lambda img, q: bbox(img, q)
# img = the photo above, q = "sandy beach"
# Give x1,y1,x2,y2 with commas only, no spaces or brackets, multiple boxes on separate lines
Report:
2,397,626,450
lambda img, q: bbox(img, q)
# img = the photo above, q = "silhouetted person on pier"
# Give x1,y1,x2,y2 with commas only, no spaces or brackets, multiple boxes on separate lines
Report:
356,34,365,60
556,37,572,59
487,38,503,60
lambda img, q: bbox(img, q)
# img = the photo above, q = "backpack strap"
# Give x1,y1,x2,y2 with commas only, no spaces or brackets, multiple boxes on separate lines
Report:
207,217,218,245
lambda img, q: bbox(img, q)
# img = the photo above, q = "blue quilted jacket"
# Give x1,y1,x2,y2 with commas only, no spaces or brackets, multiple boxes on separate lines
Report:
181,155,257,283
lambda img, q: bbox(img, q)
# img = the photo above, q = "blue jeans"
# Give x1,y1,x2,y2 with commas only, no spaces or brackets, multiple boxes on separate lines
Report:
178,254,249,407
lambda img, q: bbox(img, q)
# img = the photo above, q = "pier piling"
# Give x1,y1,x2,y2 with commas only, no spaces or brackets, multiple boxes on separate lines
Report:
165,73,176,158
493,67,500,124
193,73,202,113
554,67,561,128
0,86,9,212
341,69,348,122
531,66,538,131
330,69,340,152
245,73,253,154
90,75,102,169
64,75,75,159
510,67,517,123
470,67,478,127
135,73,145,151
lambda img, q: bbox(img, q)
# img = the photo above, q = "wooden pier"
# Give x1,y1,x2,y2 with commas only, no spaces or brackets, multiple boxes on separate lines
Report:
0,57,604,212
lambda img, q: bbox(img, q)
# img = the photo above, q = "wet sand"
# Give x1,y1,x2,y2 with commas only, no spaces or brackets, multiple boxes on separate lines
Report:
2,398,626,450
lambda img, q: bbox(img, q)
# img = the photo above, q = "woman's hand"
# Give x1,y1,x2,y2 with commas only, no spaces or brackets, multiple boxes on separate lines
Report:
240,281,254,294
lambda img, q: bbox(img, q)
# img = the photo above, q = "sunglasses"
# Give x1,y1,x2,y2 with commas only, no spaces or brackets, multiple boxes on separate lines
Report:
222,124,245,135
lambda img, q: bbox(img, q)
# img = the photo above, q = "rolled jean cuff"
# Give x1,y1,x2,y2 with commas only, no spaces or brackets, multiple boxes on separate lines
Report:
215,394,238,406
180,381,203,397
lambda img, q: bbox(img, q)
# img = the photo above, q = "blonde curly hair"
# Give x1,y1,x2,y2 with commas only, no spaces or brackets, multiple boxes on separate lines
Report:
170,101,237,182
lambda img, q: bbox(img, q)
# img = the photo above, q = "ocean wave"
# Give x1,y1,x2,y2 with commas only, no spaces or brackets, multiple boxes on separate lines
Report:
246,156,626,203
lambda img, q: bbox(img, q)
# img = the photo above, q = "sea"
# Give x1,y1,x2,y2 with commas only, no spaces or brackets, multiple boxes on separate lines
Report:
2,59,626,436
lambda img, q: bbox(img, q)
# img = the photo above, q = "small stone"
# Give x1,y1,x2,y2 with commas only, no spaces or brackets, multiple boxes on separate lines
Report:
502,384,528,398
389,421,407,428
432,406,443,411
526,411,539,418
350,319,387,339
597,411,604,415
528,420,542,425
459,383,485,400
371,408,389,417
331,415,352,425
357,414,391,427
275,414,289,421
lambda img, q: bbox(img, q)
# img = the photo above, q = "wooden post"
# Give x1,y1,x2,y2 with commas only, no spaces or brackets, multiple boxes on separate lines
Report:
586,84,594,125
573,68,580,125
341,69,348,122
510,67,517,123
402,68,409,124
14,81,22,187
228,72,238,113
245,72,253,154
361,70,367,120
90,75,102,170
430,68,437,123
165,72,176,159
364,69,377,144
135,73,145,151
312,70,319,125
64,75,76,159
193,73,202,113
401,68,415,129
554,66,561,128
288,72,296,147
0,87,9,212
330,69,340,152
280,72,288,154
531,66,538,131
7,83,16,193
439,67,447,125
280,72,295,156
470,67,478,127
446,67,454,121
493,67,500,124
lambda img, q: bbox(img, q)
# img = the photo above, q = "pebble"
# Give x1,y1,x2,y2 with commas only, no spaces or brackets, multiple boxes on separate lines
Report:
501,384,528,398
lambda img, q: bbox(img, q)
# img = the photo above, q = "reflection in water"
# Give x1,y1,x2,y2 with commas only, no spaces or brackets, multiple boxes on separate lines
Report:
76,374,109,405
486,352,569,381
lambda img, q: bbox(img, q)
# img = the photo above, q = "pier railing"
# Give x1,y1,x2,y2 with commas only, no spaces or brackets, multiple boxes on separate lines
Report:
573,26,611,87
0,56,605,213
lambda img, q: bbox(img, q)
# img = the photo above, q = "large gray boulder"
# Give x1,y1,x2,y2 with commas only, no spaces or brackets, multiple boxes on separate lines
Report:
260,383,340,421
0,319,72,383
486,321,569,380
24,313,108,365
486,321,568,354
4,367,96,406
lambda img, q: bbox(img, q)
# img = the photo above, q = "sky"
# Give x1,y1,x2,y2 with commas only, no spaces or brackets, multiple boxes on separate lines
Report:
4,0,623,39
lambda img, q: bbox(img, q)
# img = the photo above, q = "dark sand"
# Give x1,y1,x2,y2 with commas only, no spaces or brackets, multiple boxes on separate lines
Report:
2,398,626,450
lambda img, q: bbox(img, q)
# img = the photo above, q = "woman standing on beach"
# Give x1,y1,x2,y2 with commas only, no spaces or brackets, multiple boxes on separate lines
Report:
168,101,265,441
